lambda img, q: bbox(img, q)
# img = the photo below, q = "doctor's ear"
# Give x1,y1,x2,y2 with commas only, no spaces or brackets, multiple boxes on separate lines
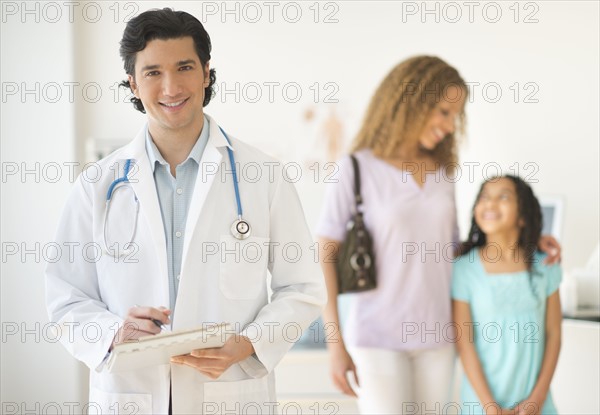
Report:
203,62,210,87
128,74,139,98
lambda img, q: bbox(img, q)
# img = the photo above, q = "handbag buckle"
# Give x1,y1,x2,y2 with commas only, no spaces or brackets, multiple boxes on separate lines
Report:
350,251,372,271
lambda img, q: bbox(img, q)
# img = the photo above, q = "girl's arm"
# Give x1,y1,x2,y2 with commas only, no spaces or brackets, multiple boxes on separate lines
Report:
453,299,513,415
318,237,359,397
516,291,562,415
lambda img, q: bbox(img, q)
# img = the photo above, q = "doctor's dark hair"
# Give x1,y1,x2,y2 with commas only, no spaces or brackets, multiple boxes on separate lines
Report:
118,8,216,113
457,175,543,272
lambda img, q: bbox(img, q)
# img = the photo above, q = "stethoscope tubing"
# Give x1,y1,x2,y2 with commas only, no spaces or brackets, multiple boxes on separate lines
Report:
106,158,134,200
220,127,244,220
102,126,251,258
103,159,138,257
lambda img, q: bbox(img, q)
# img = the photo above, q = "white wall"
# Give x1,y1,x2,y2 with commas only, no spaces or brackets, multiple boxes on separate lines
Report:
2,0,598,406
73,0,599,268
1,4,84,411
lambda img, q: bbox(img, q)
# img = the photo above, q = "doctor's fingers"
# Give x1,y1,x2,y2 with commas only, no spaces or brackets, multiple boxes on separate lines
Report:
190,347,229,359
170,355,228,378
186,355,231,370
121,318,162,335
128,306,171,323
113,326,156,345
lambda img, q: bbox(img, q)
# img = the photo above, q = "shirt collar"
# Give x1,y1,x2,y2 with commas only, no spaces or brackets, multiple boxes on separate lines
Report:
145,117,210,173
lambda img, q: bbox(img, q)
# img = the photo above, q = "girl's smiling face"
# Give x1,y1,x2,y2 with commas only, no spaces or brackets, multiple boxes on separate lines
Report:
475,178,523,238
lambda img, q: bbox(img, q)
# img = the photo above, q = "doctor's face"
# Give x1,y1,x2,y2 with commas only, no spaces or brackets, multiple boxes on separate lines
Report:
128,37,210,136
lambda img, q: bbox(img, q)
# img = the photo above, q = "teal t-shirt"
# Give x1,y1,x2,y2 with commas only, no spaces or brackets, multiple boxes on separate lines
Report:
451,248,562,415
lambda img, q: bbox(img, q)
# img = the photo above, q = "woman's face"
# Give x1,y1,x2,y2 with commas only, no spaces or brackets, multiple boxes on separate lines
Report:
474,178,522,238
418,85,466,150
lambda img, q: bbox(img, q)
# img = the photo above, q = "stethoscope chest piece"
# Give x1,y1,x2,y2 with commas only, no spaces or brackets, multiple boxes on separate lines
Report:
231,218,251,240
220,126,253,241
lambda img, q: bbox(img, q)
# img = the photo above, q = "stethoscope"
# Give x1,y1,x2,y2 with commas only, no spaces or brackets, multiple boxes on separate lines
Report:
220,127,252,240
102,158,139,257
102,128,250,257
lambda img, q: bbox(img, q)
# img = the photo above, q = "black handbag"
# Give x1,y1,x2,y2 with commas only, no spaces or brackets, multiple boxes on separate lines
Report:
336,155,377,294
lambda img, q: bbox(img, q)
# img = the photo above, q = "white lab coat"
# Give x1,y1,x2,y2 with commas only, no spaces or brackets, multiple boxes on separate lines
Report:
45,114,327,414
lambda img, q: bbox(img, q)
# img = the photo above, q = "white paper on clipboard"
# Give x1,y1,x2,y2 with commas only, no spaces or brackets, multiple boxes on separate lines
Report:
105,323,233,373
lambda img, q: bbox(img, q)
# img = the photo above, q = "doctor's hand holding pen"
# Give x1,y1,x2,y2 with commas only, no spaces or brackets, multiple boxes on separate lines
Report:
109,305,171,350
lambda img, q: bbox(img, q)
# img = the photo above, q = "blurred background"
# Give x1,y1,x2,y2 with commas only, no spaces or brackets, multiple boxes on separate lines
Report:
2,1,598,413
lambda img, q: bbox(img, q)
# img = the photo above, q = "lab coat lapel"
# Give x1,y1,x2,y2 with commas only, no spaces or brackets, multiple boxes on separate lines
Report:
180,117,230,275
121,126,169,303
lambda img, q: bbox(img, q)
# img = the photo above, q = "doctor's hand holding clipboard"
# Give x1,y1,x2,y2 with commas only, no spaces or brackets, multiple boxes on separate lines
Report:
111,304,255,379
109,306,251,380
170,333,255,380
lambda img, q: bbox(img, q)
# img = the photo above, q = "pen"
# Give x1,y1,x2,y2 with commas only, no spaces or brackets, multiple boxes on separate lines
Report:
151,319,167,330
134,304,169,331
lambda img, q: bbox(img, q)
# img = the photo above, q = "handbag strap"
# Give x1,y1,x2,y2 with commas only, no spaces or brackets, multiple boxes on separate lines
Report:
350,154,363,209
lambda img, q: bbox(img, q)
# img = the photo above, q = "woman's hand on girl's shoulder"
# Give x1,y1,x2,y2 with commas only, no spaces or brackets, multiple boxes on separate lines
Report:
538,235,561,265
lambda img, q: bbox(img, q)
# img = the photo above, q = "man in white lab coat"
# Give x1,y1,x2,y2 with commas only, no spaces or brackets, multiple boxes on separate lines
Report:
45,8,326,414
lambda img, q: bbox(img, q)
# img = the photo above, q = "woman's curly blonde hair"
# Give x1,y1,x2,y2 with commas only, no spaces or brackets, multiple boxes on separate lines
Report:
352,56,468,170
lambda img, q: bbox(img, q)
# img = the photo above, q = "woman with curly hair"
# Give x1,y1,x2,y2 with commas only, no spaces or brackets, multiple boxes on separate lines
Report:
315,56,560,414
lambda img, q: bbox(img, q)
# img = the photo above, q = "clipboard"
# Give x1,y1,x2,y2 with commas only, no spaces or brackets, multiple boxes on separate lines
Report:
105,323,233,373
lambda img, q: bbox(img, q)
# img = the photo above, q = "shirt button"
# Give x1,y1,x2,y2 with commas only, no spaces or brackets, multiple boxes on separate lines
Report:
176,274,181,281
176,188,183,195
175,231,182,238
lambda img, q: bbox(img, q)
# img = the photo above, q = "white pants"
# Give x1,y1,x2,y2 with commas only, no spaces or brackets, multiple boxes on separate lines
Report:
349,345,456,415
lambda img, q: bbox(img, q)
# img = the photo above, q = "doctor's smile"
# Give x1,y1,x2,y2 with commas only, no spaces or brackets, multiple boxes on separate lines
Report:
160,98,189,110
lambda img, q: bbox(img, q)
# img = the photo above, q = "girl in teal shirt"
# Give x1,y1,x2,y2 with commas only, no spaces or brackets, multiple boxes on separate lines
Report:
452,175,562,415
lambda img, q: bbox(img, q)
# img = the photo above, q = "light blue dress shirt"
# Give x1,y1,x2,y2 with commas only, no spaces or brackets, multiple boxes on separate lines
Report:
145,117,210,315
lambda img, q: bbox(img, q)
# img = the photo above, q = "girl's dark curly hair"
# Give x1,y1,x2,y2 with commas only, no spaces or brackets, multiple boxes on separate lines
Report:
118,8,216,113
457,175,543,271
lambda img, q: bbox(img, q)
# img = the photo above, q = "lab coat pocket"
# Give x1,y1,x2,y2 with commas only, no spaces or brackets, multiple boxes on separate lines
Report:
219,235,270,300
88,386,153,415
203,377,273,414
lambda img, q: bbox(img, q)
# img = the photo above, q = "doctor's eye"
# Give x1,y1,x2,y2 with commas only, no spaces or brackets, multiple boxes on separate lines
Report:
179,65,193,71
